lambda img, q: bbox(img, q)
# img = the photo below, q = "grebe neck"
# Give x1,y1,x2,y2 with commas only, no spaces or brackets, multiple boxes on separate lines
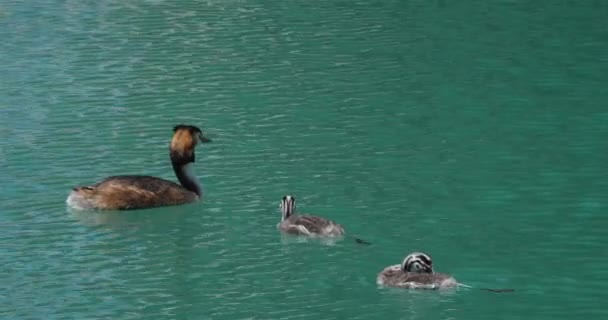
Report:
172,162,201,196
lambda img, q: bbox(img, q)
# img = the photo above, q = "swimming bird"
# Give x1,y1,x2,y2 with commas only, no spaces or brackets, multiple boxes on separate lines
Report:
377,252,515,293
377,252,458,289
277,195,370,244
66,124,212,210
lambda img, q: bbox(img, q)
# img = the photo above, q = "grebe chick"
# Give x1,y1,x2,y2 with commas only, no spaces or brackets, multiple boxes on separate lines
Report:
377,252,458,289
66,124,212,210
276,195,370,245
277,195,346,237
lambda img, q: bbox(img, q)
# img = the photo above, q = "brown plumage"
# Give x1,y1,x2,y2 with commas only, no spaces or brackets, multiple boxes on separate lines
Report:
170,126,196,159
277,195,345,237
377,253,458,289
376,265,457,289
278,214,345,236
69,176,200,210
378,253,516,293
66,125,212,211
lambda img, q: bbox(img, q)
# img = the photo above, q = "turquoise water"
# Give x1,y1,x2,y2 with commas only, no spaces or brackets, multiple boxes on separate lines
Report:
1,0,607,319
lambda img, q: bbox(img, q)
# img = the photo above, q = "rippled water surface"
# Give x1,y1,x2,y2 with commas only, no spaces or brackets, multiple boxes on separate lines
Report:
1,1,607,319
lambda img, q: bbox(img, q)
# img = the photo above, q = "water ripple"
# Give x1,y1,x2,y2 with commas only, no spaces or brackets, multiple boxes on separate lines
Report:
2,0,608,319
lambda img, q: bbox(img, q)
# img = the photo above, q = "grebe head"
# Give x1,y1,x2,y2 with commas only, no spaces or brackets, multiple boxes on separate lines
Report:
170,124,211,162
169,124,211,197
280,195,296,220
402,252,434,274
173,124,212,146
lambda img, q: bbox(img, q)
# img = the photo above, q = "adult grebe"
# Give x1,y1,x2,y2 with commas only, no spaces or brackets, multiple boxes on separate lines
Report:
377,252,515,293
277,195,370,244
66,124,211,210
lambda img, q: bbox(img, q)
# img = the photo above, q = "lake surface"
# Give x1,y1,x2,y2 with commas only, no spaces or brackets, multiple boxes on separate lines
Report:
1,1,607,319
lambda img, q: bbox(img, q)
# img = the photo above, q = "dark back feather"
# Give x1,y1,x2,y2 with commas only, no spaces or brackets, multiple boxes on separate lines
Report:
77,175,198,210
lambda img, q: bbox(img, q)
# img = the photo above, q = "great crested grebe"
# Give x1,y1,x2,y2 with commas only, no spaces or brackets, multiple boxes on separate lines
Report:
66,124,212,210
377,252,515,293
277,195,370,244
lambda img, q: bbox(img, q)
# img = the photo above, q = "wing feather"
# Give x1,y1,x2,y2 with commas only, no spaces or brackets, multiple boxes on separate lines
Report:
79,175,198,210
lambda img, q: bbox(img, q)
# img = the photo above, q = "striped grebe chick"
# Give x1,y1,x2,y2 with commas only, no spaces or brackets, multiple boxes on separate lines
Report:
66,124,211,210
277,195,346,237
276,195,370,244
377,252,458,289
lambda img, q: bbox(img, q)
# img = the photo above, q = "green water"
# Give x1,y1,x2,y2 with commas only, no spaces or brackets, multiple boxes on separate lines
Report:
1,0,607,319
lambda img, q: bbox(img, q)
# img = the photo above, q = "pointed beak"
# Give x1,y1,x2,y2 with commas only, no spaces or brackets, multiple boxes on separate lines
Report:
199,133,212,143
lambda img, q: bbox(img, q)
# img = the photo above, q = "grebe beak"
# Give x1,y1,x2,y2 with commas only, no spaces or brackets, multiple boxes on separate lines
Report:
199,133,212,143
